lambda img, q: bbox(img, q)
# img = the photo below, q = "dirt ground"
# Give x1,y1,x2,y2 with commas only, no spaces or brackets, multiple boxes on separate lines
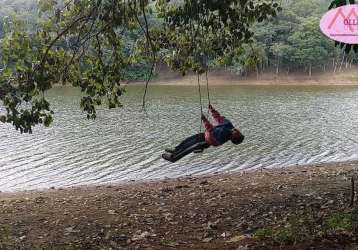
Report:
1,162,358,249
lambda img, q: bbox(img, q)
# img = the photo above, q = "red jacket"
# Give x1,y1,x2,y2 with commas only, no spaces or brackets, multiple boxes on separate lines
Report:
201,107,232,146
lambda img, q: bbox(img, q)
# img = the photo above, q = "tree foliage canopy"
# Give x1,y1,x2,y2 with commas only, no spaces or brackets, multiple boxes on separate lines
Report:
0,0,280,133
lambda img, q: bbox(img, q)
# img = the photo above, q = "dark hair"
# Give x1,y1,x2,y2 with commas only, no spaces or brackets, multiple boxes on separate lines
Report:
231,133,244,145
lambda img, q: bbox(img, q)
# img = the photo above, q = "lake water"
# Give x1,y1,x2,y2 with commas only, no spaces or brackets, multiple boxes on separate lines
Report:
2,85,358,191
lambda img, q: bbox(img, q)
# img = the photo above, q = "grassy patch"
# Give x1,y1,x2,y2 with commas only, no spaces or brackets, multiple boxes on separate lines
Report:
324,211,358,233
253,209,358,247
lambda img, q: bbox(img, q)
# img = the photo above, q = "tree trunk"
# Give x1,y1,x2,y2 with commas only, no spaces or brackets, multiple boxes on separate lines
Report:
276,56,280,76
339,54,345,72
309,63,312,78
333,58,337,73
276,63,279,75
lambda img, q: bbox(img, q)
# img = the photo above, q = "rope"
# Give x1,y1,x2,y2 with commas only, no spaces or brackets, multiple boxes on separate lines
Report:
191,2,211,133
205,70,211,106
197,73,203,132
197,74,203,114
139,1,156,112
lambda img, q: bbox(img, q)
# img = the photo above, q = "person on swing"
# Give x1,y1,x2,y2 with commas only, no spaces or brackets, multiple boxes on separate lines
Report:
162,105,245,162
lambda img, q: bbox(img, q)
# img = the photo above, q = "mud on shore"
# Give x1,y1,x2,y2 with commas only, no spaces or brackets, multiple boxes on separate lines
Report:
1,162,358,249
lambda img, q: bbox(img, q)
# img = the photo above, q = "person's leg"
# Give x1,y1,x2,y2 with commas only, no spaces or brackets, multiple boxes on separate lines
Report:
193,133,209,153
166,133,205,153
174,133,205,152
168,140,209,162
163,133,209,162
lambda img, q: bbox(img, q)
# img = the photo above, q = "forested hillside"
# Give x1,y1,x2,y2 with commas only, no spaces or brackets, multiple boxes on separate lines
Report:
250,0,346,77
0,0,351,78
0,0,38,37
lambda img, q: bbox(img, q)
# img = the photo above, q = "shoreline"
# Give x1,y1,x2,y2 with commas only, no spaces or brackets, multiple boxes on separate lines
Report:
1,161,358,249
0,160,355,195
2,160,356,195
128,68,358,86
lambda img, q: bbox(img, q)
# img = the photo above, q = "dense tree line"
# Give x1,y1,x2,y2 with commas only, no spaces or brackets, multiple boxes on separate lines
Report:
0,0,352,78
239,0,354,76
0,0,38,38
0,0,354,133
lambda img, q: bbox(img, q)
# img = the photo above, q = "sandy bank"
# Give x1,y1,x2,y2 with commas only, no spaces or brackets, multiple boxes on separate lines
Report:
130,67,358,86
1,161,358,249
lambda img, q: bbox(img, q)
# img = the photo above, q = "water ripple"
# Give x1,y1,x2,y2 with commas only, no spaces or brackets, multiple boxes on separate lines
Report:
2,85,358,191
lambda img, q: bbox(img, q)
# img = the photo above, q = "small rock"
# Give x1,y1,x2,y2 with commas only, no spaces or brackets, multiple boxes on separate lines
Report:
108,210,116,215
202,237,213,243
132,231,151,241
65,227,79,234
221,232,231,238
167,242,180,247
200,180,209,185
227,234,251,243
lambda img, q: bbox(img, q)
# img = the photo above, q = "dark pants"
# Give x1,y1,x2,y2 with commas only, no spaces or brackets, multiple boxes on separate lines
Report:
174,133,209,153
163,133,210,163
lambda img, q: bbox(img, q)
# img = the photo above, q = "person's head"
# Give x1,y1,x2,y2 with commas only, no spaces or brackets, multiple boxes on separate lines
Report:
230,128,244,145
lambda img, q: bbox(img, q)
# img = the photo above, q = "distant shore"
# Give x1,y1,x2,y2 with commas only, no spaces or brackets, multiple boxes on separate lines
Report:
1,161,358,249
129,67,358,86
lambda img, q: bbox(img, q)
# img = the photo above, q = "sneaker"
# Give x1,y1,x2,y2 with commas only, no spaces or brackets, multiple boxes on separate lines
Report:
162,153,174,162
165,148,176,153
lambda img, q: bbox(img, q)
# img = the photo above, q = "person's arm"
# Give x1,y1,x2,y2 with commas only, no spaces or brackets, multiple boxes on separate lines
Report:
201,113,213,132
209,105,225,124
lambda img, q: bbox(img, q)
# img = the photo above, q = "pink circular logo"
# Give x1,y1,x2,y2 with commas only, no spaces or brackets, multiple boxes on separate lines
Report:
320,4,358,44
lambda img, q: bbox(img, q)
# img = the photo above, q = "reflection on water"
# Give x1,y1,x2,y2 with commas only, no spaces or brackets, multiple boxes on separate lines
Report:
1,85,358,191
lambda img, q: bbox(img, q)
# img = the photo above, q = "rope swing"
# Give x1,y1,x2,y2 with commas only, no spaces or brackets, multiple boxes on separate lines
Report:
197,73,203,132
205,70,211,107
197,69,212,133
